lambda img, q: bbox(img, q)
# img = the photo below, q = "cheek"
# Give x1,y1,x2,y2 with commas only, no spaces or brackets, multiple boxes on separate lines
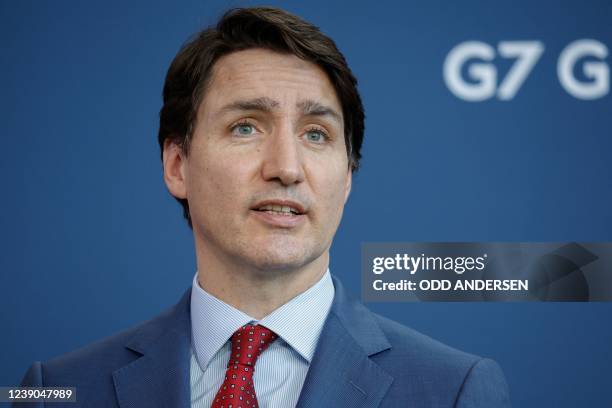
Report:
315,167,349,218
187,154,234,211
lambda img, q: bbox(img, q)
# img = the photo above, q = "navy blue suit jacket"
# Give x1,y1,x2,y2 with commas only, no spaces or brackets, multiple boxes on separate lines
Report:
18,277,511,407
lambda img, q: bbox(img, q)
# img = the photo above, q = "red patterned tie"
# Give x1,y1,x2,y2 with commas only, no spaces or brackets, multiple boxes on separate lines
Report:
211,324,278,408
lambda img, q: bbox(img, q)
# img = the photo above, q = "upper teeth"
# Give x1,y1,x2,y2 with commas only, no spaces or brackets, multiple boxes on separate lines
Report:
259,205,298,214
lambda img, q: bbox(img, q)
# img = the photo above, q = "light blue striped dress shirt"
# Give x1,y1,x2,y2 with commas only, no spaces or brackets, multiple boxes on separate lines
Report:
189,270,335,408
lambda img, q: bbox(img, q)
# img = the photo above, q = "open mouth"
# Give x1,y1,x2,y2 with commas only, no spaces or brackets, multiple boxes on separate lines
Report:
254,204,303,216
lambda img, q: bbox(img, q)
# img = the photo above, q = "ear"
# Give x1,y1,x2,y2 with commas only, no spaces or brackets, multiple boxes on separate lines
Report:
163,139,187,199
343,167,352,204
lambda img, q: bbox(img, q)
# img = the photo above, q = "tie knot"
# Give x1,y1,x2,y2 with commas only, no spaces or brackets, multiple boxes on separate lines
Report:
229,324,277,368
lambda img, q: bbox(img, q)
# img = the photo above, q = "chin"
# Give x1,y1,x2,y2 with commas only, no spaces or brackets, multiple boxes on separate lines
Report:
246,245,320,273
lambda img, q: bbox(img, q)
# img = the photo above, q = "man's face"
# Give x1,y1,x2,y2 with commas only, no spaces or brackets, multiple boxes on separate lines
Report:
167,48,352,274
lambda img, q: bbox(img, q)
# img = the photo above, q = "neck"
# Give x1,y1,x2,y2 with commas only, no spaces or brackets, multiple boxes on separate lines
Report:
194,243,329,320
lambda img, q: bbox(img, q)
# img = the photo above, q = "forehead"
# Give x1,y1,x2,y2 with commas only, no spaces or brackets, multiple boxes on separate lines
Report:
200,48,342,116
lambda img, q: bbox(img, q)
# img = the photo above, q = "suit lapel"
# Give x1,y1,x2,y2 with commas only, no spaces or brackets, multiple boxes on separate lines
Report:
112,290,192,408
296,277,394,408
109,277,393,408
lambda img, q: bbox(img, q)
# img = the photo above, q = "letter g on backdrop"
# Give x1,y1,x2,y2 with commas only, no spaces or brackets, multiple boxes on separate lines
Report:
443,39,609,101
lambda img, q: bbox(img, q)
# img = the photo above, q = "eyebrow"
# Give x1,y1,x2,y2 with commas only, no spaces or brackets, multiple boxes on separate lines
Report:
219,97,279,114
297,99,343,126
218,97,343,125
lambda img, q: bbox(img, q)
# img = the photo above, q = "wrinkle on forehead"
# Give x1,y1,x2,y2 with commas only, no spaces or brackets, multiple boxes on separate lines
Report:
200,49,342,120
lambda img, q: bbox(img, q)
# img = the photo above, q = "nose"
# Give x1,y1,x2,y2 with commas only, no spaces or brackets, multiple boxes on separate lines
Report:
261,128,305,186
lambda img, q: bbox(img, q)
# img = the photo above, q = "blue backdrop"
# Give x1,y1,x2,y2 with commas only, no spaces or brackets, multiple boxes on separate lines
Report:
1,1,611,407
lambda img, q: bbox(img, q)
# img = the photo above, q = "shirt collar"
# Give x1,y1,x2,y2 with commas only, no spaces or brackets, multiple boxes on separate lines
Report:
190,269,334,371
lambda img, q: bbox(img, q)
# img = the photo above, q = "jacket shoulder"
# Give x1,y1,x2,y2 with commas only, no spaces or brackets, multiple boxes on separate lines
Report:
372,312,480,368
369,313,509,407
22,291,189,387
41,322,145,384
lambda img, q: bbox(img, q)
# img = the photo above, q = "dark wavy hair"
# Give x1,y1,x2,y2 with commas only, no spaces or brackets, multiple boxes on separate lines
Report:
158,7,365,227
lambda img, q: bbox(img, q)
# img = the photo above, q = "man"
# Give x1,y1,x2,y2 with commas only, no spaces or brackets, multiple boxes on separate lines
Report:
19,7,511,408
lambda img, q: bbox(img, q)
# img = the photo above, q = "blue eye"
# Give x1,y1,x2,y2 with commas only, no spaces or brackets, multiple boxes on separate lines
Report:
306,129,327,142
232,123,256,136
